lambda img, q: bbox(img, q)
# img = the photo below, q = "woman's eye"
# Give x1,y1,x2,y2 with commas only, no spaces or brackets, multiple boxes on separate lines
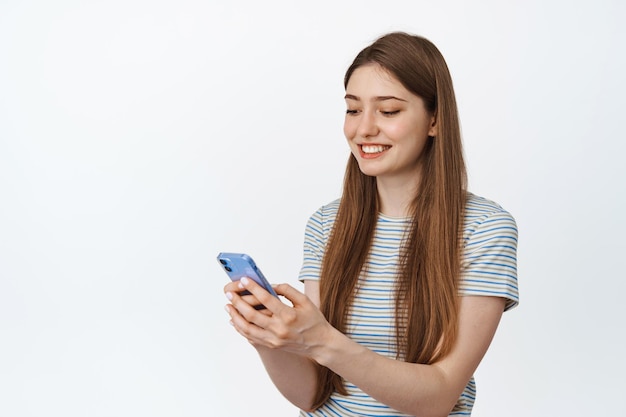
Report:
346,109,359,115
381,110,400,116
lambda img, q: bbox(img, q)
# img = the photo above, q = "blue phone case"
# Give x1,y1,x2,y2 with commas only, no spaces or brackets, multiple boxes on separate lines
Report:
217,252,278,297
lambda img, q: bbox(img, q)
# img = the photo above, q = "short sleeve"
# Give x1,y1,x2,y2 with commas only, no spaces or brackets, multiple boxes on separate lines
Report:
460,204,519,311
298,200,339,282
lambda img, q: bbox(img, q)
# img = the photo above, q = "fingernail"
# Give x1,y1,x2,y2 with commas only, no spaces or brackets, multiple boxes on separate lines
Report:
225,292,233,301
240,277,249,286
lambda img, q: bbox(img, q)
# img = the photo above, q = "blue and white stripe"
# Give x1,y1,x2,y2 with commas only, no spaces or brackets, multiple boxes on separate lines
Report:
298,193,519,417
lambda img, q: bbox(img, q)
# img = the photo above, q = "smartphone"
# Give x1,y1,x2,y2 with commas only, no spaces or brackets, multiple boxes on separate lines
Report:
217,252,278,297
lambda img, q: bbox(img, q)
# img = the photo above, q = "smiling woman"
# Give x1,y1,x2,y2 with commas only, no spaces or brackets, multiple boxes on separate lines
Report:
223,32,518,417
343,64,437,209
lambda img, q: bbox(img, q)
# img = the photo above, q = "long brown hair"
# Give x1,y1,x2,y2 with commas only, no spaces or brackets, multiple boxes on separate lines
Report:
312,32,467,409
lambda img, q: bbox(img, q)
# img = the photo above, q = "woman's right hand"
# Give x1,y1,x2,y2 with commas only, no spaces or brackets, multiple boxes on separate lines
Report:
224,277,335,359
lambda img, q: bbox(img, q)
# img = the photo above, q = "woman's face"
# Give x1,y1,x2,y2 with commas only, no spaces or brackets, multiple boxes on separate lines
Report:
343,64,436,186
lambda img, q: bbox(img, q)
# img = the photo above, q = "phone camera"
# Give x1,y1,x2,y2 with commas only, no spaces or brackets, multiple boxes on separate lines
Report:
219,259,227,265
224,266,232,272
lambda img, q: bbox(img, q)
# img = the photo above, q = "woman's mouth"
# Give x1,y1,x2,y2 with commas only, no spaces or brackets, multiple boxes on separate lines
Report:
360,144,391,156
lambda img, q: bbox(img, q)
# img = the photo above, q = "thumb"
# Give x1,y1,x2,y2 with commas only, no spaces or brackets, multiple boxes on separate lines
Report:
272,283,311,306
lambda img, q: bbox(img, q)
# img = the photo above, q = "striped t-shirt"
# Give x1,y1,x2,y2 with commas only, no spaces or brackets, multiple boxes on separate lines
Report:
298,193,519,417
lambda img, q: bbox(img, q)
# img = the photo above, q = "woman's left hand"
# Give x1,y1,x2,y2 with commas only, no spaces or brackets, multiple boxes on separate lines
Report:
225,277,332,357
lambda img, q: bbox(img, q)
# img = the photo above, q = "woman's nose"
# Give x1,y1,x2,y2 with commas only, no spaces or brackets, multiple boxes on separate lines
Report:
357,111,378,137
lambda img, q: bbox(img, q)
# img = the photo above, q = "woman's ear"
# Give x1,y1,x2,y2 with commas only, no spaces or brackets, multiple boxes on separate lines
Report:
428,114,437,137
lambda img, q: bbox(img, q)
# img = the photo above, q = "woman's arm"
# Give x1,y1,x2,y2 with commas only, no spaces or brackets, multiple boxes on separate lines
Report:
224,280,322,411
227,278,505,417
252,346,319,411
316,287,505,416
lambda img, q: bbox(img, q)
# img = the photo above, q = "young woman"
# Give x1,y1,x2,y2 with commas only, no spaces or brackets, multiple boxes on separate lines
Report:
224,31,518,417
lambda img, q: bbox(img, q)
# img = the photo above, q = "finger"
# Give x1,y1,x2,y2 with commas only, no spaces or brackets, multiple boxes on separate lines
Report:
238,277,283,312
225,286,264,308
226,301,276,346
272,283,312,307
228,286,274,328
241,293,272,312
224,280,243,294
225,303,266,342
226,307,283,350
224,280,268,310
224,281,257,298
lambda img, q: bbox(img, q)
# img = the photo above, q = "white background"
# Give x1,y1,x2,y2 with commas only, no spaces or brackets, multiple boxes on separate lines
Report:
1,0,624,416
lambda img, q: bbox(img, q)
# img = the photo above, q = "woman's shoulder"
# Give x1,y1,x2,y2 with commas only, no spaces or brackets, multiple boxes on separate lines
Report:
309,198,341,220
321,198,341,212
304,198,341,231
465,192,512,216
463,191,517,241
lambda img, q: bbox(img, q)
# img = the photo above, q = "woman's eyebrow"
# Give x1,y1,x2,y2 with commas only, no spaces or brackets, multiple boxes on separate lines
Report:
344,94,408,102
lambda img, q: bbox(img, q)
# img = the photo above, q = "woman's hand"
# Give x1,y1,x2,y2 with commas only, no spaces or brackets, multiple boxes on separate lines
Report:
223,279,273,315
224,278,332,357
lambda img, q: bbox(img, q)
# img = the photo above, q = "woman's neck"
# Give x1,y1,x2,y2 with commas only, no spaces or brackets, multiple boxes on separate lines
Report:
376,175,420,218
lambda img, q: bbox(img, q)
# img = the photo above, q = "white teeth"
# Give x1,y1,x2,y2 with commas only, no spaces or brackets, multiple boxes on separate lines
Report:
362,145,389,154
